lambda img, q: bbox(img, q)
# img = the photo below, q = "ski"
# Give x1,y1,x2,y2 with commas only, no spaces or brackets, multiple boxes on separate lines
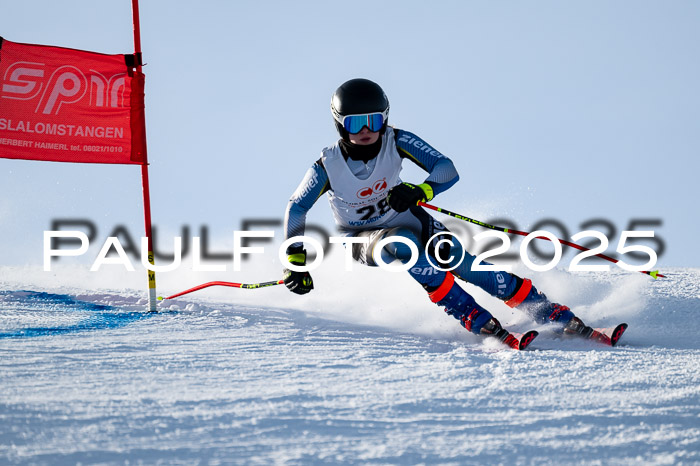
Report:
495,329,539,350
587,323,628,347
564,317,628,347
480,318,539,350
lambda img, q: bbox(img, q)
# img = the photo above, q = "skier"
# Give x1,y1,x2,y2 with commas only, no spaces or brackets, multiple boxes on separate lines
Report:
281,78,597,349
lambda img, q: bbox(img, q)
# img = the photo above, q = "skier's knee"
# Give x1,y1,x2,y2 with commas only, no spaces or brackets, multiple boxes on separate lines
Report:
378,227,421,264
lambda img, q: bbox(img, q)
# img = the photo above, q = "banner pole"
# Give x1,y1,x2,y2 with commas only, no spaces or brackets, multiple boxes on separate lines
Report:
131,0,157,312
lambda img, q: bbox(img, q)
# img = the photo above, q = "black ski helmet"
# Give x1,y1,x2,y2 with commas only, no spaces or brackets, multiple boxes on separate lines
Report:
331,78,390,139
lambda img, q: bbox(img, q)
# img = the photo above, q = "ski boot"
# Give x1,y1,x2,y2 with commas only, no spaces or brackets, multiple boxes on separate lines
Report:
428,273,538,350
563,315,594,338
564,315,628,346
501,276,627,346
552,304,628,347
480,317,538,350
503,278,579,329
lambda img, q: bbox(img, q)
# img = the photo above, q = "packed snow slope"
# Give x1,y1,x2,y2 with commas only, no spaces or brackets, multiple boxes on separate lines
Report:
1,265,699,464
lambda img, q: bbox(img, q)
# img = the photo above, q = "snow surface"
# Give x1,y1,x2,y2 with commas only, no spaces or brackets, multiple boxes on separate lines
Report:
1,265,699,464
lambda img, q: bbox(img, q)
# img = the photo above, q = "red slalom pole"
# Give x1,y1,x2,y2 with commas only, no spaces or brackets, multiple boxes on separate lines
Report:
131,0,158,311
418,201,664,279
158,280,285,301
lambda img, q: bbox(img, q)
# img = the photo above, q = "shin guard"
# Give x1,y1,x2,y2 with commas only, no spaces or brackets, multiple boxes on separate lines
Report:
428,273,493,334
503,276,575,325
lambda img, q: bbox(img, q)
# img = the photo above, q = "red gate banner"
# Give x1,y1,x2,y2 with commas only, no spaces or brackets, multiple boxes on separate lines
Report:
0,37,146,164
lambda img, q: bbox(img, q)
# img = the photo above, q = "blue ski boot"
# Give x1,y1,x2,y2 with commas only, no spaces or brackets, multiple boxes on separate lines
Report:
428,273,538,349
503,277,576,326
502,276,604,341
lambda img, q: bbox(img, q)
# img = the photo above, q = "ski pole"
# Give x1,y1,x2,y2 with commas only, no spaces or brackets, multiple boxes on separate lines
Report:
418,201,664,279
158,279,284,301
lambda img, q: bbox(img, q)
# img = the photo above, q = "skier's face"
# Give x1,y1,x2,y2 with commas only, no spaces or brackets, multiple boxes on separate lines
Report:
348,126,380,146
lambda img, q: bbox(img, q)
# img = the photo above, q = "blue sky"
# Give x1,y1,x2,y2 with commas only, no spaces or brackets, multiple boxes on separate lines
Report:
1,0,698,273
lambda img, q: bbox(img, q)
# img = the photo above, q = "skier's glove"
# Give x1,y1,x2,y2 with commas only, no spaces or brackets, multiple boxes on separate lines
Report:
387,182,434,213
283,249,314,295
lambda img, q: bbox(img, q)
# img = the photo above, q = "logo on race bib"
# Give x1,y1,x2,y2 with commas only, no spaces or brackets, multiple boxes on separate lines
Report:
356,178,388,199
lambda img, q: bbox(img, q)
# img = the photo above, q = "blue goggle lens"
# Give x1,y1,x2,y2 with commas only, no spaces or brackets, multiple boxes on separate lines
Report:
343,113,385,134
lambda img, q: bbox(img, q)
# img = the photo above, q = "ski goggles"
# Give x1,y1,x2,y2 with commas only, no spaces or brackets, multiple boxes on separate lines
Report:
340,110,388,134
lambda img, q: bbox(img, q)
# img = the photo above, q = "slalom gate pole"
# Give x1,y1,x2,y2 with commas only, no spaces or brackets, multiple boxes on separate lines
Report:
418,201,664,279
131,0,157,312
158,280,285,301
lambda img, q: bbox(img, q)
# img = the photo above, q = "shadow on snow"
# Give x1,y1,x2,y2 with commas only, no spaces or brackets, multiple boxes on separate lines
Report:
0,290,155,339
